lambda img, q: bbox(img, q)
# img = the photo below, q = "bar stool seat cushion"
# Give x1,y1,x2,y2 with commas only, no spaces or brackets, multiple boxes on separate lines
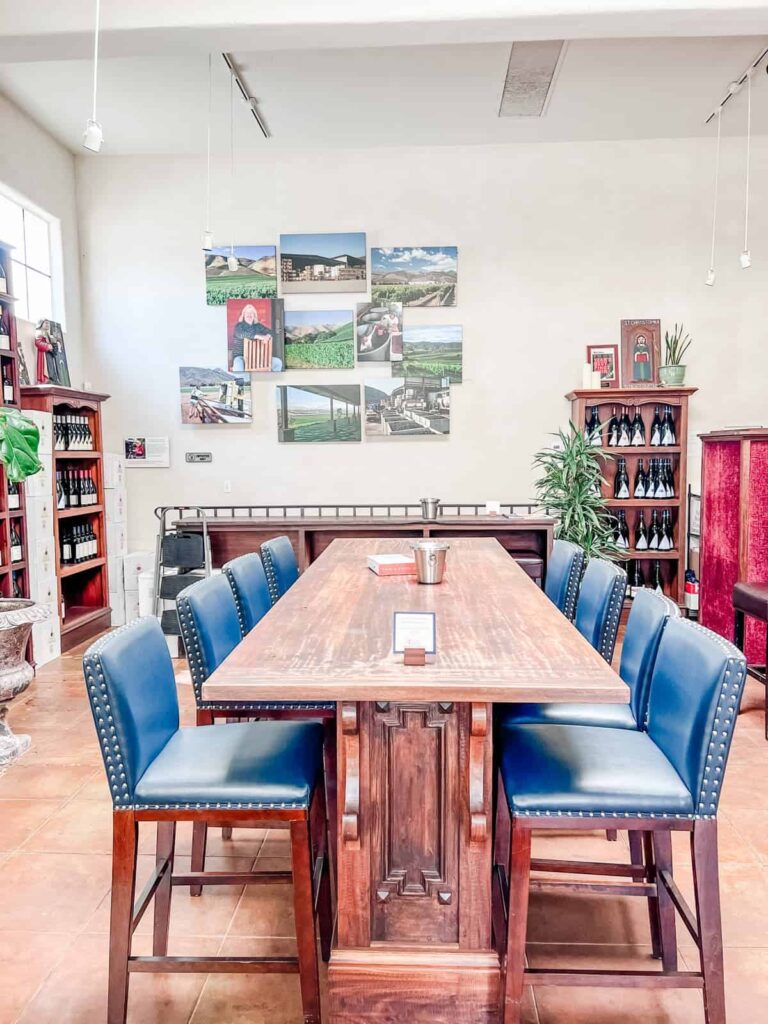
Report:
732,581,768,621
499,701,637,730
499,723,694,819
133,719,323,809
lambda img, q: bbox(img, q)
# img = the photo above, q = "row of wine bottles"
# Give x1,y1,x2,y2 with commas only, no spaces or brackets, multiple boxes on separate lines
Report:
54,414,94,451
60,523,98,564
56,469,98,509
613,509,675,551
586,405,677,447
613,457,675,499
628,559,665,598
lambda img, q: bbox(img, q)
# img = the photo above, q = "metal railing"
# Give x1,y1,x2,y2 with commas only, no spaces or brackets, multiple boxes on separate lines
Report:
163,502,542,521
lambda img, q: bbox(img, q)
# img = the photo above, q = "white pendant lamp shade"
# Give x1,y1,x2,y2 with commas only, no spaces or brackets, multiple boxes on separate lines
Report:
227,253,239,272
82,119,103,153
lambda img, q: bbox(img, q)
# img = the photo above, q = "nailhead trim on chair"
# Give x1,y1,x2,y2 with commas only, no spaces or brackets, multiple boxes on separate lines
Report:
514,619,748,823
176,594,209,706
260,544,281,606
223,564,248,637
562,547,585,622
598,567,627,662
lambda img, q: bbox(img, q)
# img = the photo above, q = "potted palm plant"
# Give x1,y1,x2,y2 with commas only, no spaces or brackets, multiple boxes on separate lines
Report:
659,323,691,387
0,408,46,771
534,422,620,561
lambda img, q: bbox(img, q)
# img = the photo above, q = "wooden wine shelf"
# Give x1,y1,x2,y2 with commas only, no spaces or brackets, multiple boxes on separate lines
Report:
61,605,109,635
598,446,681,455
60,556,106,578
618,549,679,560
57,504,104,519
604,498,677,507
55,450,101,460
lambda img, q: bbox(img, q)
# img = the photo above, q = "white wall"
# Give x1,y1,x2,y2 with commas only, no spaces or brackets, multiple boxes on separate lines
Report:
76,138,768,551
0,92,84,380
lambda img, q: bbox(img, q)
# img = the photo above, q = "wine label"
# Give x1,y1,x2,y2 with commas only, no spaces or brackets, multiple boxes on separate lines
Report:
616,482,630,499
634,482,646,498
10,544,21,562
649,535,659,550
631,427,644,446
636,535,648,551
650,427,661,446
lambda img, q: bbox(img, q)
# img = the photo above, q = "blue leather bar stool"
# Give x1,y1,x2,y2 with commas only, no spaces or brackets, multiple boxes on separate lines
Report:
83,617,331,1024
544,539,585,620
223,552,273,634
573,555,627,663
493,618,747,1024
261,535,300,604
177,571,336,894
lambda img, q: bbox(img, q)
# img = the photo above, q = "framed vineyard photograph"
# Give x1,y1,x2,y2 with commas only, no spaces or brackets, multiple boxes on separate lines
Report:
620,318,660,387
587,343,619,388
284,309,354,369
371,246,458,306
392,324,463,383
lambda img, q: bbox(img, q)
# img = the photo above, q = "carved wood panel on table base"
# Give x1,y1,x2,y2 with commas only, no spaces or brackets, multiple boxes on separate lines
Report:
330,700,499,1023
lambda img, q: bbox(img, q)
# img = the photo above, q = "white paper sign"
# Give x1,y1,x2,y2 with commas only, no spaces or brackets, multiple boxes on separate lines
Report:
393,612,436,654
124,436,170,468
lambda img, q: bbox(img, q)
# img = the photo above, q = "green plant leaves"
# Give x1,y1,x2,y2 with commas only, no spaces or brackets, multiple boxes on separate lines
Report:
664,322,692,366
534,421,621,562
0,409,43,484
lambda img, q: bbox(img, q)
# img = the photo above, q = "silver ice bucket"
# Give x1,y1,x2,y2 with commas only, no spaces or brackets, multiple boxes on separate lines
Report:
419,497,441,521
410,541,450,584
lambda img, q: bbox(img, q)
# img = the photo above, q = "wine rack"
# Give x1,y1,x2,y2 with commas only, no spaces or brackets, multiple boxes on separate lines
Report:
0,240,30,605
567,386,696,606
21,385,111,651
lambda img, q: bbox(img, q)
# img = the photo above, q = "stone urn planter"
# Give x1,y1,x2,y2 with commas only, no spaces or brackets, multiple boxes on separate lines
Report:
0,599,49,771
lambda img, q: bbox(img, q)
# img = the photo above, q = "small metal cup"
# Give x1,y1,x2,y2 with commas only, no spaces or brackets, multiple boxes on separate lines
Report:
410,541,450,584
419,497,441,521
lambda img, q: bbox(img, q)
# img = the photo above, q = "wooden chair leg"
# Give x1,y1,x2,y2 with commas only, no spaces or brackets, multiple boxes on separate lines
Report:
153,821,176,956
606,829,618,842
190,823,208,897
109,812,138,1024
290,816,322,1024
221,826,233,840
628,830,643,865
692,820,726,1024
502,821,532,1024
493,768,511,872
653,830,677,971
640,831,663,960
311,784,333,963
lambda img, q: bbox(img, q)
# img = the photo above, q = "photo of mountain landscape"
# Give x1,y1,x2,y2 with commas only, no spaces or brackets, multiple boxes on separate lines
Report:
392,324,463,383
284,309,355,369
371,246,457,306
280,233,367,293
204,245,277,305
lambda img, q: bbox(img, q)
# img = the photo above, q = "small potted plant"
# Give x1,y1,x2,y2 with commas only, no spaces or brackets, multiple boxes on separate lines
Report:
534,422,620,561
659,323,691,387
0,408,46,771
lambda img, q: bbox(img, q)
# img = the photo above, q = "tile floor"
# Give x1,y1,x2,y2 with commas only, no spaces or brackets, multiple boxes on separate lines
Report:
0,638,766,1023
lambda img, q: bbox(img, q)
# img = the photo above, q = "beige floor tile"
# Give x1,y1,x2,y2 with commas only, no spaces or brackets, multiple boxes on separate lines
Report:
0,930,75,1024
0,763,95,800
0,851,112,932
0,798,63,852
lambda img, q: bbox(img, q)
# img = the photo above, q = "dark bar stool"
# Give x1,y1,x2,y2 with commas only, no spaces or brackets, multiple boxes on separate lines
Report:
261,536,300,605
732,581,768,739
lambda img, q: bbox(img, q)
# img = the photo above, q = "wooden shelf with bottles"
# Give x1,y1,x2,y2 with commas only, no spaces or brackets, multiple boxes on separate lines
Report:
20,384,111,651
0,240,30,603
566,386,697,606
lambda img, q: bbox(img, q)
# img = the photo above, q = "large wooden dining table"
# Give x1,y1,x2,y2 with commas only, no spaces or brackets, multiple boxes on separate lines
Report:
203,537,628,1023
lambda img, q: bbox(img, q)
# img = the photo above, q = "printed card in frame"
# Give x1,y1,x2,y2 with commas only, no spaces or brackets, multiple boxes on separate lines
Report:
587,343,620,388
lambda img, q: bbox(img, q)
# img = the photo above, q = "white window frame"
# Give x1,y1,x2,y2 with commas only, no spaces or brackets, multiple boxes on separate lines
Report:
0,181,65,329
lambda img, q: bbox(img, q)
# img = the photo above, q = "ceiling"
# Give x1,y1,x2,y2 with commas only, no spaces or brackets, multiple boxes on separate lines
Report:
0,36,766,154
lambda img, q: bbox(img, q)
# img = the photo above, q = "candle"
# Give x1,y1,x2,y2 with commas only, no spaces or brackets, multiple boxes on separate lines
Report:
582,363,593,389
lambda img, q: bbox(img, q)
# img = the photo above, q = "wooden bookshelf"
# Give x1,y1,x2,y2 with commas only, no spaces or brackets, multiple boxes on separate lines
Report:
0,240,30,602
21,385,111,651
567,386,696,607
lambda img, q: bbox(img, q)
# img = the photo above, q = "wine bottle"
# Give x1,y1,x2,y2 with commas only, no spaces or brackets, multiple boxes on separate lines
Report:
630,406,646,447
12,572,21,599
633,459,647,498
10,524,22,563
2,367,14,403
635,509,649,551
614,457,630,499
619,509,630,548
618,407,631,447
649,509,660,550
652,559,664,594
650,405,662,447
586,405,602,446
0,308,10,351
659,510,674,551
69,470,80,507
61,526,73,565
56,471,66,510
661,405,676,447
664,458,674,498
607,406,619,447
7,480,19,510
629,560,646,598
613,511,628,550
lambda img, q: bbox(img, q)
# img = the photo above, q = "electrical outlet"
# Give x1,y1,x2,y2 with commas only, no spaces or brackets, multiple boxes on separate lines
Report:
223,480,232,493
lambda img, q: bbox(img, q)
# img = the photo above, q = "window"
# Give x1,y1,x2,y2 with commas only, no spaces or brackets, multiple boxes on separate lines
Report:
0,190,56,325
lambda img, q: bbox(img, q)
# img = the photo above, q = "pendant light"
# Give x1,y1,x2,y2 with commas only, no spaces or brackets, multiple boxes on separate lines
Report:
705,108,721,287
739,71,752,269
82,0,103,152
227,71,238,273
203,53,213,250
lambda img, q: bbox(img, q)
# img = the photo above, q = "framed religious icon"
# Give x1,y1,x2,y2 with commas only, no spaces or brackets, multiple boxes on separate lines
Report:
587,344,619,388
620,319,660,387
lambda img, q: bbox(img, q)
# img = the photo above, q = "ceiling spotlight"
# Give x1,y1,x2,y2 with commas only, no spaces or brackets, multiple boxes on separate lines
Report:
740,249,752,269
82,119,103,153
705,268,716,287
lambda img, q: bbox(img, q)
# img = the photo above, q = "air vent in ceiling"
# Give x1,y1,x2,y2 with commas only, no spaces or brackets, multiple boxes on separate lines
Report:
498,40,566,118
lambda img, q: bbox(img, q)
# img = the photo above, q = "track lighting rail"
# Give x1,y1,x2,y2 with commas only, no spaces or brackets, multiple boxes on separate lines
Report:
222,53,270,139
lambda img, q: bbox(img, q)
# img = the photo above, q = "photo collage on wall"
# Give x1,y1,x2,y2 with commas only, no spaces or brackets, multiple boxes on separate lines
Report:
190,235,461,440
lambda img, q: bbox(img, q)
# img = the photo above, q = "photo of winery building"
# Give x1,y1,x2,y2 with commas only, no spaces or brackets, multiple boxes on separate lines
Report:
365,377,450,438
279,232,367,293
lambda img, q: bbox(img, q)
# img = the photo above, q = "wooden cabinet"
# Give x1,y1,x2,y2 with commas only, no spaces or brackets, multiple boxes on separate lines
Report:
0,240,30,605
21,386,111,651
699,428,768,662
567,387,696,606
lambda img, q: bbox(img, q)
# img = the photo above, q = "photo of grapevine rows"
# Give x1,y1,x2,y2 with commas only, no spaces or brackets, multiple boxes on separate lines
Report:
371,282,456,306
284,311,355,369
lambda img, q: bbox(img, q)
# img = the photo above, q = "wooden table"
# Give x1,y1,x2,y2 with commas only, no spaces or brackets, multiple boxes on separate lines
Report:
203,538,628,1023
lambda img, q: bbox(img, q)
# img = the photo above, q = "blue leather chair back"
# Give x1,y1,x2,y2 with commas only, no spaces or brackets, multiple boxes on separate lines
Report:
574,557,627,662
646,618,747,816
619,589,669,725
260,536,299,605
83,617,179,807
545,540,585,620
177,573,242,706
223,553,272,635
